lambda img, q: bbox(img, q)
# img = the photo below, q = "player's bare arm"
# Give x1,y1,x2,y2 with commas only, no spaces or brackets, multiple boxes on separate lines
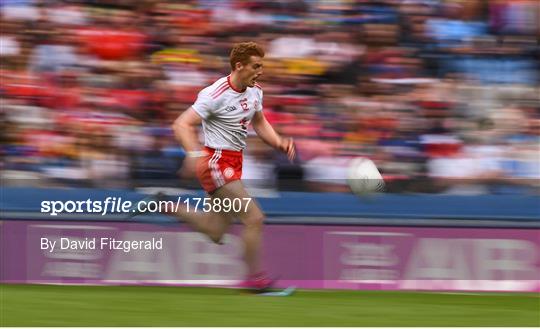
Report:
251,111,296,161
172,107,205,177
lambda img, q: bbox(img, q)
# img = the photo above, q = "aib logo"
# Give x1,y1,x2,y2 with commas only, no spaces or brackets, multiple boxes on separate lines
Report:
240,98,249,112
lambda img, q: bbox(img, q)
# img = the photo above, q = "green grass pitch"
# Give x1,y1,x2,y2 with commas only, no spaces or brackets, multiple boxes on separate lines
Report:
1,284,538,326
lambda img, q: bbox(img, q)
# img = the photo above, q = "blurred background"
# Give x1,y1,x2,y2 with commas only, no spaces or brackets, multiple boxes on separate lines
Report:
1,0,539,195
1,3,540,323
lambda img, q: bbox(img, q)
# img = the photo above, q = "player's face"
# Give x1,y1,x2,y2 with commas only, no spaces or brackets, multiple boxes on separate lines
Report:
238,56,263,88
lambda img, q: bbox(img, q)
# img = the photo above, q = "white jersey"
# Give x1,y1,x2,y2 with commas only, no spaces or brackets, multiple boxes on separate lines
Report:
191,76,263,151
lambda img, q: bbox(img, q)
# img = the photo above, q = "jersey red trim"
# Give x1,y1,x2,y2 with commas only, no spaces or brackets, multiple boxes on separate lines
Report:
212,86,229,99
210,81,228,97
255,83,262,90
227,75,245,93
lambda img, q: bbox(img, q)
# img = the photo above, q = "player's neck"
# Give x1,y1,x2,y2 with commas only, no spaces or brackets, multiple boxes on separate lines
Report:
229,72,246,92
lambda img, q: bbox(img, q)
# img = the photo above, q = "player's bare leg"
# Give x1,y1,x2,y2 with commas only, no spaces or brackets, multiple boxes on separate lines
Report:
134,179,270,288
161,180,264,275
211,180,265,278
156,182,272,291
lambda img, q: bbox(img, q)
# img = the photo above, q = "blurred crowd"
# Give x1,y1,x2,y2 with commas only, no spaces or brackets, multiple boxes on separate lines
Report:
1,0,539,194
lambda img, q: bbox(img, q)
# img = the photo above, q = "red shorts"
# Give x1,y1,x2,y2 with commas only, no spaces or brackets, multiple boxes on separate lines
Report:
196,147,243,194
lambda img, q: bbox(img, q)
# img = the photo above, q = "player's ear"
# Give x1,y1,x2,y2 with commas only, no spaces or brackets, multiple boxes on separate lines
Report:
234,61,243,71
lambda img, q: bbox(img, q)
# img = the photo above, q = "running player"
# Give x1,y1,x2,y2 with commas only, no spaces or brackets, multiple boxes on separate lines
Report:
170,42,295,291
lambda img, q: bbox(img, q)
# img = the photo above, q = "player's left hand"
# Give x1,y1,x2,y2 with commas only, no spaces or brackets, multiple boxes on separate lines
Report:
279,137,296,162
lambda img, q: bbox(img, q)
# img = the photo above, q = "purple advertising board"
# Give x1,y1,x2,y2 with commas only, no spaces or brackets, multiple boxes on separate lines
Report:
1,220,539,292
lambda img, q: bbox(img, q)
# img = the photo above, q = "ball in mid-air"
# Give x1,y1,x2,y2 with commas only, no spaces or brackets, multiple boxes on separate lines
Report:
347,157,385,195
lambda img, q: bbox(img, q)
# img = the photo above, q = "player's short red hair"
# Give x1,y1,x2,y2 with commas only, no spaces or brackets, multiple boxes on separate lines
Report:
229,42,265,70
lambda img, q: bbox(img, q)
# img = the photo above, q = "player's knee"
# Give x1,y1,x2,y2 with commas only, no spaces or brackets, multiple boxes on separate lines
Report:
207,215,230,244
244,215,265,231
208,231,225,244
207,225,226,244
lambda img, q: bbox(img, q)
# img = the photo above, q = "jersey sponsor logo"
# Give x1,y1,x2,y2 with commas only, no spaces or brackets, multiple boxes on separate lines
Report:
225,105,237,112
